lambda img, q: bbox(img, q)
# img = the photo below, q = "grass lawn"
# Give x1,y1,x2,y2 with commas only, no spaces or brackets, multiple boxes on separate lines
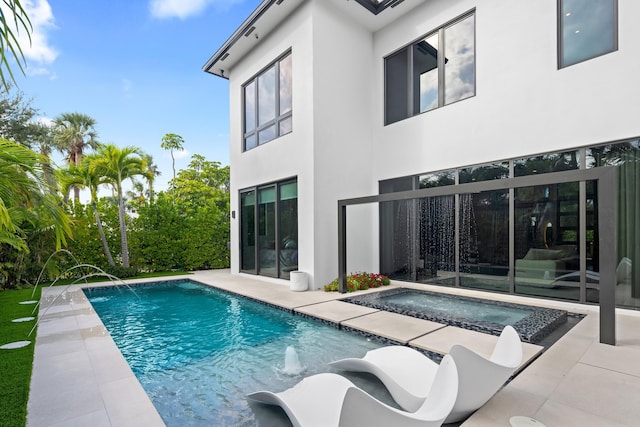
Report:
0,270,192,427
0,287,39,427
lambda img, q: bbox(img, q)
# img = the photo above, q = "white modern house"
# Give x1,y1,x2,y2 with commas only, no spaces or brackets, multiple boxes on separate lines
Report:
203,0,639,316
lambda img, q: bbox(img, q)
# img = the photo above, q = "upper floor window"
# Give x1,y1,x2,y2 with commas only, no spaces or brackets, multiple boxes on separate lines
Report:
558,0,617,68
384,12,475,125
243,52,292,151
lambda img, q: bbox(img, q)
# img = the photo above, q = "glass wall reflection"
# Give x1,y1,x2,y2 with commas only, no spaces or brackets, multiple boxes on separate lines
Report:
587,140,639,309
240,191,255,271
278,182,298,279
514,183,581,301
258,186,277,277
378,139,638,310
460,190,509,292
380,199,415,281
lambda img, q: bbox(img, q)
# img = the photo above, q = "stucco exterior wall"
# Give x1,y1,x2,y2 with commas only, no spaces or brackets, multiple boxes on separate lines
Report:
223,0,640,290
226,1,379,289
309,1,378,288
372,0,640,181
227,2,314,279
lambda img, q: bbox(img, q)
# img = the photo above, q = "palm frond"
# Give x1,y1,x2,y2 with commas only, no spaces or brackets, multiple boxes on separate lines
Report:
0,0,32,90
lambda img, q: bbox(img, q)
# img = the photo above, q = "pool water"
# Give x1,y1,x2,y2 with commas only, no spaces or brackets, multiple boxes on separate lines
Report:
382,292,530,325
85,280,386,426
345,288,568,343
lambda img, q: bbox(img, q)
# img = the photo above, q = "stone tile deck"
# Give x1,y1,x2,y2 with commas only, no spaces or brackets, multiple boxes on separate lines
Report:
341,310,447,344
25,269,640,426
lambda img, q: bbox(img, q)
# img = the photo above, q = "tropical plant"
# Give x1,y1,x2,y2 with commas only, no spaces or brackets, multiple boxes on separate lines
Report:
0,0,31,90
130,194,185,271
0,139,72,287
89,144,146,268
53,112,99,201
172,155,230,212
160,132,184,181
64,200,120,271
60,159,115,266
129,154,230,272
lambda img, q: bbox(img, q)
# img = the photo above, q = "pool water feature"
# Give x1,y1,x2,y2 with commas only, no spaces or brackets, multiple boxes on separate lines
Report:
344,288,568,343
84,280,387,426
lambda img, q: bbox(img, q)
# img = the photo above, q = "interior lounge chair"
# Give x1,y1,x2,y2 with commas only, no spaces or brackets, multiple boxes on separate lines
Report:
247,354,459,427
330,325,523,424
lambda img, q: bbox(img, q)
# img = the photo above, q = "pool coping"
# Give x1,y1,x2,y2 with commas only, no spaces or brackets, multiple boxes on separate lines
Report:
26,270,640,427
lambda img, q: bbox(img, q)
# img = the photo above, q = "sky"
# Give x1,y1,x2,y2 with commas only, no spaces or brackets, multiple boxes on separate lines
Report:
11,0,262,197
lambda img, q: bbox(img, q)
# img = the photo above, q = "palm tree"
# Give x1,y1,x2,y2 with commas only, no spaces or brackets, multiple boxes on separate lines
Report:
160,133,184,181
143,153,160,201
126,180,145,202
90,144,146,268
32,122,56,193
0,139,72,283
60,159,115,266
53,112,99,201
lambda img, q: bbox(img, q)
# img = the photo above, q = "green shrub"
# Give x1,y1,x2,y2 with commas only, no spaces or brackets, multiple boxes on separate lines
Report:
324,272,390,292
104,265,139,279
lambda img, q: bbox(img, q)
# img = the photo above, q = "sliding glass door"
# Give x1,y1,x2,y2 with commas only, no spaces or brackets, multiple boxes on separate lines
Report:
240,191,255,272
258,186,277,277
240,179,298,279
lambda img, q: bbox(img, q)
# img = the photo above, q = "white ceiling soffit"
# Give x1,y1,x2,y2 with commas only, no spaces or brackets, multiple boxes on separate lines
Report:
333,0,427,31
202,0,425,79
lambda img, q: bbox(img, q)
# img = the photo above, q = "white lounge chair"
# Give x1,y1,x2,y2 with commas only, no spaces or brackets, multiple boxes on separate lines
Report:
330,325,523,424
247,354,459,427
551,256,632,288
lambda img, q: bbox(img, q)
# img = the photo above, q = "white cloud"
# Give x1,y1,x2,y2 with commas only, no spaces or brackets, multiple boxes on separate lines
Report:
20,0,58,64
25,65,56,79
173,148,191,159
149,0,243,20
163,148,191,160
0,0,59,76
36,116,54,127
149,0,209,19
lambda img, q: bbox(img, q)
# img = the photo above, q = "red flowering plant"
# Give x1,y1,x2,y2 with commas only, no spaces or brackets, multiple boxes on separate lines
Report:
324,272,391,292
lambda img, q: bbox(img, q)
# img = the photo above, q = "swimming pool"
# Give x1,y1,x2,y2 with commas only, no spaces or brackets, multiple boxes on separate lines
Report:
84,280,388,426
344,288,568,343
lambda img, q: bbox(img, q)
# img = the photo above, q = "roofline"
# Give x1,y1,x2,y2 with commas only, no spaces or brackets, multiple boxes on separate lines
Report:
202,0,279,79
202,0,407,79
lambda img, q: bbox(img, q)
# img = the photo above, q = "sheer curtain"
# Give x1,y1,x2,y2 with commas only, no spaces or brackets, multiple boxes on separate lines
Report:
618,151,640,301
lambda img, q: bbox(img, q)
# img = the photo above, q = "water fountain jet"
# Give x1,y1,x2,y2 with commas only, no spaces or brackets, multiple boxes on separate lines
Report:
280,346,305,376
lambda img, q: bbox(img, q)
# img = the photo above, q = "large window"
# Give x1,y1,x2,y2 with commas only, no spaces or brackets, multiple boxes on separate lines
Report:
243,52,292,151
240,179,298,279
379,138,640,310
384,12,475,125
558,0,617,68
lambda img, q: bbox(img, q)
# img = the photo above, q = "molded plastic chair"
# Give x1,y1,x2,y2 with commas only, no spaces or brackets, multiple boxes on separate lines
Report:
330,325,523,424
247,354,459,427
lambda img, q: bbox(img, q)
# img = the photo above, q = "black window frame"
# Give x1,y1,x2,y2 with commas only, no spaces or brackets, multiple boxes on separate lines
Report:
242,50,293,151
384,10,476,125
